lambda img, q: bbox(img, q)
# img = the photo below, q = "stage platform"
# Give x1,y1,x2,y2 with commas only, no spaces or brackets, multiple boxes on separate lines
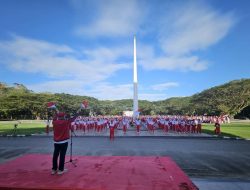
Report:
0,154,198,190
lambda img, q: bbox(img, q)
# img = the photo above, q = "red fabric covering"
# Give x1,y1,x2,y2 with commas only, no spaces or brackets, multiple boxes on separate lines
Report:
0,154,198,190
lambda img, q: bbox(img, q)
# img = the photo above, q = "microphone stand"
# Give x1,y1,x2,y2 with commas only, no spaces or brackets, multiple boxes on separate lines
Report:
65,129,77,167
65,111,80,167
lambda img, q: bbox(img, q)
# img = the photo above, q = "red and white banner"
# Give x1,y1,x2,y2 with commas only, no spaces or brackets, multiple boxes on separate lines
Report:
47,102,56,109
81,100,89,109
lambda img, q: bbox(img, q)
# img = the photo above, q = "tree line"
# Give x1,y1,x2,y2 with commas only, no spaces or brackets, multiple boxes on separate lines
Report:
0,79,250,120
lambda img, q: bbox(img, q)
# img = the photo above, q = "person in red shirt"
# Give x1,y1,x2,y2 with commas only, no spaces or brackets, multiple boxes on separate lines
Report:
51,112,76,175
214,120,221,135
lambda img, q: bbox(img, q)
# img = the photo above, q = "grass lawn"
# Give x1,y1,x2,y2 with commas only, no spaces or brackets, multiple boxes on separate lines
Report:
0,120,48,135
202,122,250,139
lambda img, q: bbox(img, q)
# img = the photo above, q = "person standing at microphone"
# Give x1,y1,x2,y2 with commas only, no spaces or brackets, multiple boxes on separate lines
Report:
51,112,72,175
47,102,80,175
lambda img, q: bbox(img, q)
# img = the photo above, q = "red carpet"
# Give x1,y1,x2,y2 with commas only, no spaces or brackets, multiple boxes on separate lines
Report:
0,154,198,190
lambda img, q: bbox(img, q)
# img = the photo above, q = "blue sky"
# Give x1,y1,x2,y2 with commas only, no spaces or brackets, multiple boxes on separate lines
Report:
0,0,249,101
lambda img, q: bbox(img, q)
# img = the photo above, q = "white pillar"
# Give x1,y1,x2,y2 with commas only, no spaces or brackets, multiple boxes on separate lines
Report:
133,36,138,118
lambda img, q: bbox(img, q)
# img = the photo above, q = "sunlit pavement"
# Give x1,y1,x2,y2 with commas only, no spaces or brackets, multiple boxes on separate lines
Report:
192,178,250,190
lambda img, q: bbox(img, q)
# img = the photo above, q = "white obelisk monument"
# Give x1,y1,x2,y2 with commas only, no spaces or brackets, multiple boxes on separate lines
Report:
133,36,138,118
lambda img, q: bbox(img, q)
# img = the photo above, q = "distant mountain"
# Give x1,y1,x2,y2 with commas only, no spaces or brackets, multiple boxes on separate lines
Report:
0,79,250,119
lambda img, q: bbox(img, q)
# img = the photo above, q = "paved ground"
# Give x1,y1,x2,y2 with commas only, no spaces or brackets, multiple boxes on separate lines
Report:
35,128,212,137
0,135,250,189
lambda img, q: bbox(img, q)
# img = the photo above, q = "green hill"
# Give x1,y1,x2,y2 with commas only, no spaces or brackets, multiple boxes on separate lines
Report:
191,79,250,116
154,79,250,117
0,79,250,120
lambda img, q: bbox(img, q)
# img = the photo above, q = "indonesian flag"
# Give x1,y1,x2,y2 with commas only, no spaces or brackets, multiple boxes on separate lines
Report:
47,102,56,109
81,100,88,109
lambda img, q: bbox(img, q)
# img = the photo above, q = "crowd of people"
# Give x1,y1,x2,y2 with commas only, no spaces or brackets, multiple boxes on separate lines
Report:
68,115,229,137
199,115,230,124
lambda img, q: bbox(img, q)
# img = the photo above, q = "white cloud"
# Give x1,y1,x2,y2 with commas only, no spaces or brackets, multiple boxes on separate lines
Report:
0,35,136,100
0,35,130,83
28,80,133,100
158,1,235,55
28,80,169,101
137,44,208,71
151,82,179,91
27,79,170,101
83,45,132,62
27,80,86,94
135,1,235,72
152,56,208,71
72,0,235,72
85,83,133,100
74,0,147,37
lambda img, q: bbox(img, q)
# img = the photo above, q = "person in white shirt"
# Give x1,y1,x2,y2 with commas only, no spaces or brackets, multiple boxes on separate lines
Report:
134,119,141,134
109,120,115,140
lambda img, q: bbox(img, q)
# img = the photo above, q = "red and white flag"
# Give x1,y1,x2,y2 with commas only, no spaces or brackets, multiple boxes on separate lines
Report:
81,100,88,109
47,102,56,109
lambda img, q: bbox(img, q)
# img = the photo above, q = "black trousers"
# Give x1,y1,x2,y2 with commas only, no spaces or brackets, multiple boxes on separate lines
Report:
52,142,68,171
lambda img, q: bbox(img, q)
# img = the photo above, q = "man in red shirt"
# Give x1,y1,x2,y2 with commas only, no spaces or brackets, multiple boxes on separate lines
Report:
214,120,221,135
51,112,73,175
